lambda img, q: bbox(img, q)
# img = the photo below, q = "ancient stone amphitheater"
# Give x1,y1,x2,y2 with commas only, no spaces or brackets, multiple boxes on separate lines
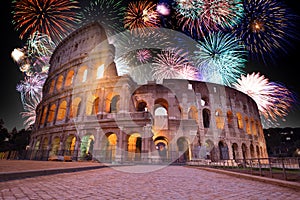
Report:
29,22,268,164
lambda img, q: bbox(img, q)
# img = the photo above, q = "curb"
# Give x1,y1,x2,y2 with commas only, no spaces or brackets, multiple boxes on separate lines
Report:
0,165,108,182
186,166,300,191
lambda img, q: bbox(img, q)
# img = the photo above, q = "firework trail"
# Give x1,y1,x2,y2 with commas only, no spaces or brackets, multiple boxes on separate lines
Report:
20,97,40,129
152,48,199,83
194,32,247,86
12,0,81,45
233,0,299,65
124,0,160,36
80,0,126,37
173,0,244,38
233,72,297,128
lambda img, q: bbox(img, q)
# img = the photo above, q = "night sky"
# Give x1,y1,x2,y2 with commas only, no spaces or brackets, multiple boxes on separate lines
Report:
1,0,300,131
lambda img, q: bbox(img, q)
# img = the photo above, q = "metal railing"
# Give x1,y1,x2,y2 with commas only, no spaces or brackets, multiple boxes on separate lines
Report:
187,157,300,181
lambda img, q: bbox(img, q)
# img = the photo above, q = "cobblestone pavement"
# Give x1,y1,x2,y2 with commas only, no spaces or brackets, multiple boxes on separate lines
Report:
1,165,300,200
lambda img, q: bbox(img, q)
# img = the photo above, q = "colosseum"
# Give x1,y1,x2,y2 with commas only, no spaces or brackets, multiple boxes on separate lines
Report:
29,22,268,164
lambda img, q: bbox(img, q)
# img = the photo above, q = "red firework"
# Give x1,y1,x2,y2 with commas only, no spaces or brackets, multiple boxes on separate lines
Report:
12,0,81,44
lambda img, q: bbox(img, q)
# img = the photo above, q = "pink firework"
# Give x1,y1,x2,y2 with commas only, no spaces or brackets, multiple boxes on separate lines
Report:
233,72,296,125
152,48,194,83
136,49,152,63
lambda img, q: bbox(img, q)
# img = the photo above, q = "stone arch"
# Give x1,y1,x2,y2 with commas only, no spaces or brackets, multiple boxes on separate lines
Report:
77,66,88,83
49,136,60,157
218,141,229,160
241,143,248,160
57,100,67,121
102,132,118,162
188,105,198,122
70,97,81,118
205,139,214,160
227,111,234,128
47,104,56,122
56,74,64,91
215,109,224,129
250,143,255,158
86,94,99,115
202,108,210,128
153,98,169,130
64,134,76,156
136,101,147,112
48,79,55,94
245,116,250,134
232,143,238,161
256,145,260,158
127,133,142,161
65,70,74,87
236,112,243,129
154,136,168,160
177,137,190,162
40,106,48,125
80,134,95,159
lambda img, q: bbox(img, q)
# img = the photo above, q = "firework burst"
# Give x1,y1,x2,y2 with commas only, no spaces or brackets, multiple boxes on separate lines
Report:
194,32,247,86
12,0,81,44
124,0,160,36
80,0,126,37
233,0,299,65
173,0,244,38
152,48,198,83
233,72,297,127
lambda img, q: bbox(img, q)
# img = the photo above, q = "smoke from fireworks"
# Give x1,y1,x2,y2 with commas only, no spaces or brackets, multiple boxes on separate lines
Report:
12,0,81,45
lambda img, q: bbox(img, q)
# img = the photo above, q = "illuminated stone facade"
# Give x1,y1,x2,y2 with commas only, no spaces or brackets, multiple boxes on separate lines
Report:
29,22,268,163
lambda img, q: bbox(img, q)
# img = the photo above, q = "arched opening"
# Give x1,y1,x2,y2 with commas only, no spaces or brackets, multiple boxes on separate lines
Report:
86,95,99,115
50,137,60,157
48,79,55,94
96,64,104,79
104,133,117,162
154,136,168,160
128,133,142,161
40,106,48,125
65,70,74,87
202,108,210,128
188,106,198,122
236,112,243,129
256,145,260,158
215,109,224,129
218,141,229,160
227,111,234,128
205,140,214,160
80,135,94,160
245,117,251,134
70,97,81,118
64,135,76,157
110,95,120,113
154,98,169,130
232,143,238,161
47,104,56,122
56,75,64,91
137,101,147,112
250,144,255,158
242,143,248,160
41,137,48,160
177,137,190,162
57,100,67,121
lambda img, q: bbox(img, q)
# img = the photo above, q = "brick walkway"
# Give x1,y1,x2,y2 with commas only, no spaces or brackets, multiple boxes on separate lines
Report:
0,162,300,200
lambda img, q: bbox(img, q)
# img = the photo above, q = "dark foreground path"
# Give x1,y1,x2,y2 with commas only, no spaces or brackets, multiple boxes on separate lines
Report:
0,164,300,200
